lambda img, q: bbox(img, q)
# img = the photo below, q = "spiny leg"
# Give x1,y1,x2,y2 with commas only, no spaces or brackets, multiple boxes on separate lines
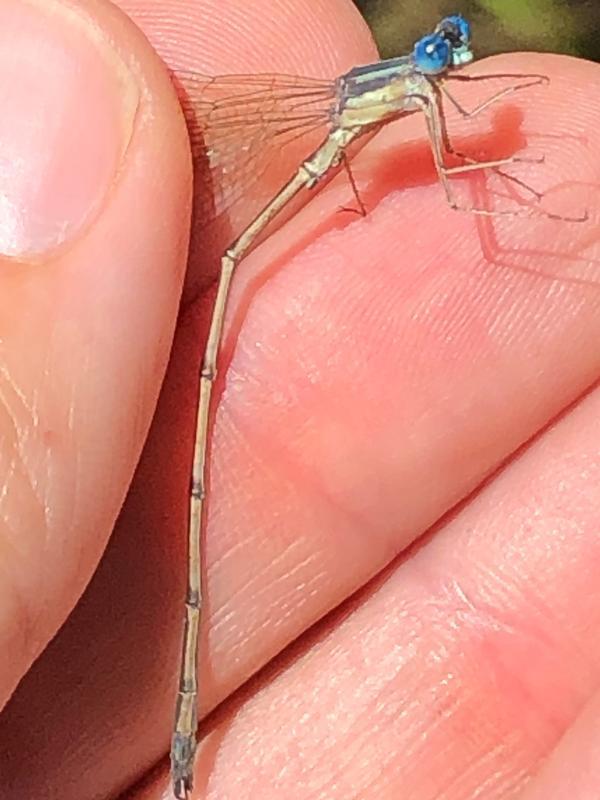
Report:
411,91,530,216
433,82,547,204
339,150,367,216
434,90,588,222
441,72,548,119
435,74,548,194
420,89,586,221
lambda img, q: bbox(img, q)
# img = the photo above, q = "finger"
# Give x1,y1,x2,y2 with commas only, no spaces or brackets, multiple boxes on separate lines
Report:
0,0,190,709
131,382,600,799
0,1,378,799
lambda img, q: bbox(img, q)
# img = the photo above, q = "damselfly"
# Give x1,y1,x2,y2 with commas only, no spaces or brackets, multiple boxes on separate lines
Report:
169,14,583,799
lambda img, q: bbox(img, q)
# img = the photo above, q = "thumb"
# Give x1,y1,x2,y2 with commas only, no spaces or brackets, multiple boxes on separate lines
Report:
0,0,191,707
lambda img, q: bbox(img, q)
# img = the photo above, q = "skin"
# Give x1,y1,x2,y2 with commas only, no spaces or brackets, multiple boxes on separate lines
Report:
1,0,600,798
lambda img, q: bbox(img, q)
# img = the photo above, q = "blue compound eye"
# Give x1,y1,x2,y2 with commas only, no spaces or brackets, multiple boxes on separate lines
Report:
436,14,471,47
413,32,451,75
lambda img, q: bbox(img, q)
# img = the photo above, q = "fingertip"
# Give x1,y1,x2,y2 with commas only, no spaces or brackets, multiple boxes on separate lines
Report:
120,0,378,77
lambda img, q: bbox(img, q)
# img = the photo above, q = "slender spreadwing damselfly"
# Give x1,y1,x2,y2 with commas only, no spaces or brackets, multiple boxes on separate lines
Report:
169,14,586,799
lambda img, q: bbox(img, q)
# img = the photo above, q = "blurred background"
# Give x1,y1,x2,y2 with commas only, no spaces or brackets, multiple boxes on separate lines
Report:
354,0,600,62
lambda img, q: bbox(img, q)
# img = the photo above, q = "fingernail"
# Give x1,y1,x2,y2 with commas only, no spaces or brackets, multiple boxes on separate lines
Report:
0,0,139,257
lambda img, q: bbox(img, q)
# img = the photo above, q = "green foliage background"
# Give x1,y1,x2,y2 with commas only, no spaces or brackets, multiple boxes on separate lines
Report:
355,0,599,61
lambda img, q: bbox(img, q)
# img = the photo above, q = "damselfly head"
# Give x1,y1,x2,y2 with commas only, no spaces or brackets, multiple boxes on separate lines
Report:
435,14,474,66
413,14,474,75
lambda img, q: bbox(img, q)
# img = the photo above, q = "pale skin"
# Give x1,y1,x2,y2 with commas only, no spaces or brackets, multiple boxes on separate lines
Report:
1,0,600,799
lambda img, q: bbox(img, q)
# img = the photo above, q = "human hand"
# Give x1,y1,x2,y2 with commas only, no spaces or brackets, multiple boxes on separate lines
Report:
2,1,600,799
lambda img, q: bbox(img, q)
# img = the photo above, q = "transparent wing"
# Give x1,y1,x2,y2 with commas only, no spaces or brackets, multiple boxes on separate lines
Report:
172,71,338,251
